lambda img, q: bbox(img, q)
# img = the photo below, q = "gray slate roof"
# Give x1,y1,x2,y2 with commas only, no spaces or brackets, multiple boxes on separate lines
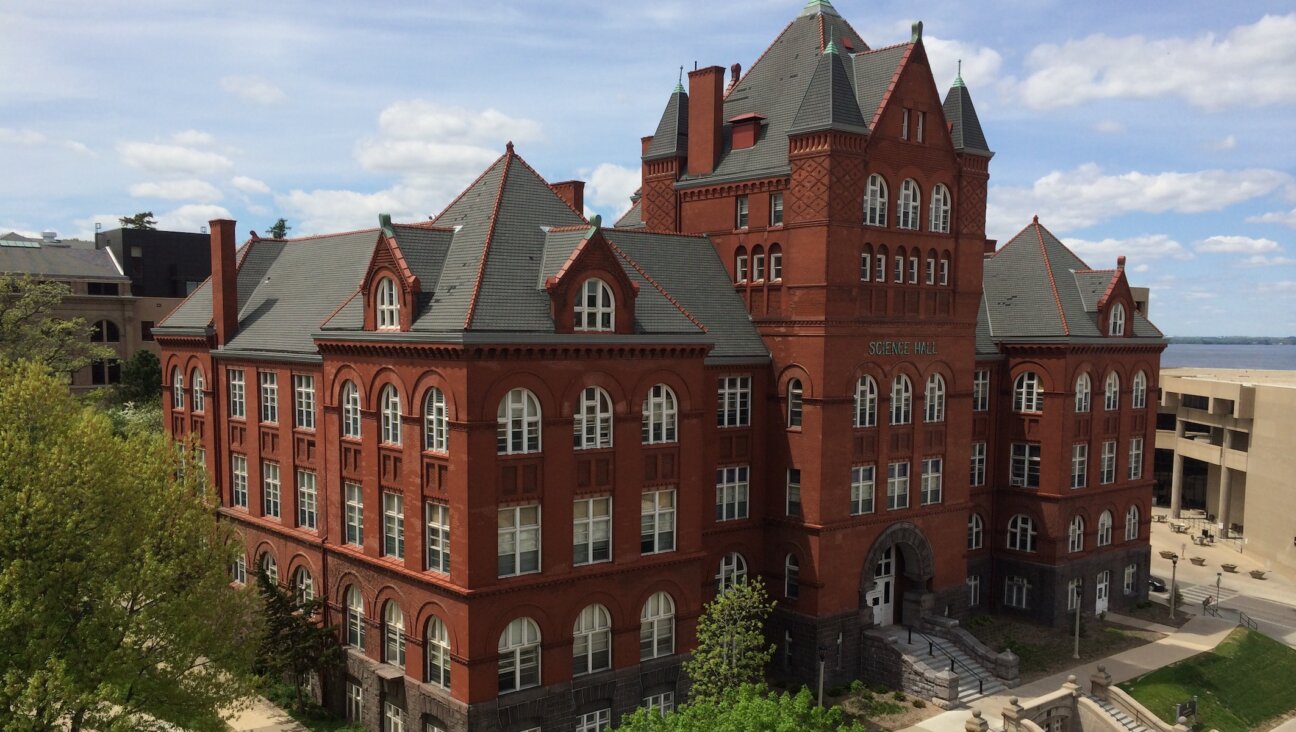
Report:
644,86,688,161
788,45,869,135
942,80,992,155
0,238,126,280
614,196,645,229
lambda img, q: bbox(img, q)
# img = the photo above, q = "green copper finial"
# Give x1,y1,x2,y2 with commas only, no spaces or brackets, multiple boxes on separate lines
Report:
799,0,838,18
911,20,923,43
824,19,838,54
378,213,394,237
586,214,602,237
674,66,684,93
953,59,965,88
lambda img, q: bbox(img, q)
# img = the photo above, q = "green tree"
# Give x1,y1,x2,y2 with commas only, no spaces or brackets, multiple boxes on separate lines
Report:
0,361,262,731
116,348,162,405
0,274,113,374
614,685,866,731
119,211,158,229
682,577,776,703
268,218,291,240
254,569,343,712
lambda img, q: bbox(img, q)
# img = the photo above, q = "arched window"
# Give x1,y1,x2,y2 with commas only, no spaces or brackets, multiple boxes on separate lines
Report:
1075,373,1092,413
925,249,938,285
426,616,451,689
734,246,749,283
380,385,401,445
497,388,541,454
1097,511,1113,546
641,384,677,444
924,374,946,423
191,368,205,413
498,618,541,693
640,592,675,660
424,387,448,452
575,278,615,332
1104,372,1120,411
785,554,800,600
341,380,361,439
893,246,905,283
1132,371,1148,409
1068,515,1085,553
383,601,405,669
897,179,921,230
1125,505,1140,541
345,586,365,649
968,513,984,550
91,319,119,342
293,567,314,604
860,245,873,281
1007,514,1037,552
259,553,278,586
1109,303,1126,336
376,277,399,329
940,253,950,286
751,246,766,282
1013,372,1043,413
875,246,887,283
864,174,888,227
172,367,184,410
890,375,912,425
769,244,783,281
716,552,747,592
929,183,951,233
574,386,613,450
572,604,612,675
786,378,803,429
854,376,878,428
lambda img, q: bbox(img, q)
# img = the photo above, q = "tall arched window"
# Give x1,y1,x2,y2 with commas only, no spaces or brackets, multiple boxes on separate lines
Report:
1104,372,1120,411
574,386,613,449
784,554,800,600
769,244,783,281
376,277,399,329
1075,373,1092,413
498,618,541,693
293,567,314,604
191,368,205,413
1109,303,1126,336
1068,515,1085,553
572,604,612,675
890,375,912,425
641,384,677,444
897,179,921,230
734,246,749,283
860,245,873,281
1007,514,1037,552
751,245,766,282
716,552,747,592
1097,511,1113,546
864,174,888,227
259,553,278,585
380,385,401,445
91,319,120,342
424,387,448,452
968,513,984,550
786,378,803,429
341,381,361,439
172,367,184,410
426,616,451,689
924,374,946,423
1013,372,1043,413
893,246,906,283
575,278,614,332
383,601,405,669
855,376,878,428
497,388,541,454
1132,371,1148,409
929,183,951,233
345,586,365,649
640,592,675,660
1125,505,1140,541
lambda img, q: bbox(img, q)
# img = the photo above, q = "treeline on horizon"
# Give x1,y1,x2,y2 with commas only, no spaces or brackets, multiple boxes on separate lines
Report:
1168,336,1296,345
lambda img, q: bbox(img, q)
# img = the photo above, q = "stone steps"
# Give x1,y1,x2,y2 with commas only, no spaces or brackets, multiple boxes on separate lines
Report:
891,630,1006,704
1090,696,1154,732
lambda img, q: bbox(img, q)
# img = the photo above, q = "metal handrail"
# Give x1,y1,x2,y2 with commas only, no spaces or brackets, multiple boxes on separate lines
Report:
907,625,987,695
1238,610,1258,631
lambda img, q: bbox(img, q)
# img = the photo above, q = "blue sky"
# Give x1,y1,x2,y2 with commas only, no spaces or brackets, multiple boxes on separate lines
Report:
3,0,1295,336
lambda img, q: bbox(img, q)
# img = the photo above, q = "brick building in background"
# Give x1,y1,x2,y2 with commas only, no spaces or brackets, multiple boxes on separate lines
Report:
155,2,1163,730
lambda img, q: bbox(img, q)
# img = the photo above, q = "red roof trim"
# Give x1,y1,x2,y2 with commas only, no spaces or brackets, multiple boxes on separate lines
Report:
1033,222,1070,335
509,151,589,223
605,237,707,334
463,149,514,330
728,112,767,123
1095,270,1123,312
548,237,589,289
866,43,915,131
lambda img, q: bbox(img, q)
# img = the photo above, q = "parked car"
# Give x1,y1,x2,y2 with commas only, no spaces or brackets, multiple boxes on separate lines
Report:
1148,576,1168,592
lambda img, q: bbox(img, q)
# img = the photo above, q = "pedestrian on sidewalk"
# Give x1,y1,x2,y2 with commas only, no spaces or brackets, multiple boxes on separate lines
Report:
1202,596,1212,614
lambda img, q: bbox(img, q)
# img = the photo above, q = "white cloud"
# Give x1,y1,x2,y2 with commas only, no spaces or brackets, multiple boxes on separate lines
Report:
277,185,430,236
1247,208,1296,228
1182,290,1219,301
1196,235,1279,254
1013,14,1296,110
1258,281,1296,295
118,141,233,175
355,139,501,175
155,204,232,233
1093,120,1124,134
172,129,215,146
987,163,1291,236
231,175,271,194
129,179,223,202
922,35,1004,89
219,75,286,105
581,163,639,220
62,140,93,156
1209,135,1237,151
1131,263,1150,273
1062,234,1191,264
355,101,541,177
0,127,46,145
1236,254,1296,268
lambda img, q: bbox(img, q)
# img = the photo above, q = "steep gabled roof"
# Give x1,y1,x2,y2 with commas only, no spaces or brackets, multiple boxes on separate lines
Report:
942,75,992,156
853,43,912,131
644,84,689,161
788,44,868,135
614,196,645,229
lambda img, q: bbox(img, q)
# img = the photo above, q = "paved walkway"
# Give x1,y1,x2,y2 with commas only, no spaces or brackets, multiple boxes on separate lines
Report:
224,696,308,732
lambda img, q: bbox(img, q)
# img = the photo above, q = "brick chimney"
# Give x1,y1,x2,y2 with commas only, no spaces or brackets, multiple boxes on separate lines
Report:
550,180,585,214
687,65,725,176
210,219,238,347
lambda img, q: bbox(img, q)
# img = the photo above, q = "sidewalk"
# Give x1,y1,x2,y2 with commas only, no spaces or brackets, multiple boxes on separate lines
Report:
224,696,308,732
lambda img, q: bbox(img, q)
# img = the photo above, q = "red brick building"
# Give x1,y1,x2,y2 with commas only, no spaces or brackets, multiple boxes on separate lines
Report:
155,2,1162,730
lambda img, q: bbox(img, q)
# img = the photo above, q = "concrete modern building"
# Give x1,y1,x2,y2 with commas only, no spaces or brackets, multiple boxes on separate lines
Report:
1156,368,1296,573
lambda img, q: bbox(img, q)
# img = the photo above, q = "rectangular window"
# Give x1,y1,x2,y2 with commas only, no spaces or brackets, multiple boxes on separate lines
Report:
1124,564,1137,595
293,374,316,430
886,461,909,510
893,254,904,283
851,465,875,515
383,702,405,732
1128,437,1143,480
716,376,751,428
752,250,766,281
970,442,986,487
917,111,925,143
1101,440,1117,484
345,681,363,723
644,692,675,715
770,192,784,226
860,251,872,281
1071,443,1088,489
901,108,910,140
875,254,886,282
715,465,750,521
1010,443,1041,488
497,505,540,577
926,258,936,285
297,470,317,530
573,496,612,565
259,371,278,424
920,457,942,505
231,454,248,509
939,258,949,286
383,491,405,559
1005,576,1029,609
641,489,676,554
909,255,919,284
972,370,990,411
262,461,280,518
786,468,801,518
736,195,749,229
967,575,981,607
425,502,450,573
228,369,246,419
344,482,363,547
576,709,610,732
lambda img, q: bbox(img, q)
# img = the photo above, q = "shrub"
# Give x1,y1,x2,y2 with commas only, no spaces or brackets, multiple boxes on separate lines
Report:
892,690,907,701
912,699,926,709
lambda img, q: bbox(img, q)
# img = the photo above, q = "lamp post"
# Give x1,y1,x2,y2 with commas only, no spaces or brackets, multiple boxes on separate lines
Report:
817,644,828,707
1169,554,1179,620
1073,579,1083,660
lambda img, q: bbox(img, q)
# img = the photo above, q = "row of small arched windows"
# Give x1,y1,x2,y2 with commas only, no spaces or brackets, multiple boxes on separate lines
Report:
733,244,782,284
865,175,951,233
860,244,951,286
785,373,948,430
967,505,1141,553
1013,370,1149,414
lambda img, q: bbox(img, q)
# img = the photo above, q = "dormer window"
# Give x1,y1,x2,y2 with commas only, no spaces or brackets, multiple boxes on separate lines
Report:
376,277,399,329
1109,303,1126,336
574,278,614,332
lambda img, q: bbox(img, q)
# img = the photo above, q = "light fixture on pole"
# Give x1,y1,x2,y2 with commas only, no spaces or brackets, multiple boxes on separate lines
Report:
1216,572,1222,606
817,644,829,707
1169,554,1179,620
1073,578,1083,659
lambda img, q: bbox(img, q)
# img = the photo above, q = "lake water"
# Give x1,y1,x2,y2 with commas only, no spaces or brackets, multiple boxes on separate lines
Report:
1161,344,1296,370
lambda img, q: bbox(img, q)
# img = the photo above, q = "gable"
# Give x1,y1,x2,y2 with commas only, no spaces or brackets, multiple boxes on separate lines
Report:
866,41,957,158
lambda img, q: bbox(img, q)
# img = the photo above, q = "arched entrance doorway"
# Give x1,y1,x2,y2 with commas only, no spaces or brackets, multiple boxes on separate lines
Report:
859,522,936,628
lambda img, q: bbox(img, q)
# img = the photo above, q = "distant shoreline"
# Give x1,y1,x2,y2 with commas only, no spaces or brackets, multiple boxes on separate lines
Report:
1167,337,1296,345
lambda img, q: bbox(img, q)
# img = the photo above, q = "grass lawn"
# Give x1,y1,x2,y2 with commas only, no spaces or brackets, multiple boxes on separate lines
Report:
965,614,1162,681
1119,628,1296,732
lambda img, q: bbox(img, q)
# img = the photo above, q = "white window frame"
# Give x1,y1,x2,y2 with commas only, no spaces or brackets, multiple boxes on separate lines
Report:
341,380,361,439
786,378,803,429
172,367,184,410
262,460,280,518
929,183,951,233
735,195,749,229
424,387,447,452
1132,371,1148,409
865,174,888,227
498,617,541,693
1010,443,1041,488
1109,303,1126,336
1008,514,1036,552
924,374,945,423
786,468,802,517
1124,564,1137,595
573,496,612,566
908,254,919,283
1129,437,1144,480
643,691,675,715
887,460,910,510
425,616,451,689
785,554,800,600
876,252,886,282
574,386,613,450
383,701,405,732
972,370,989,411
716,552,747,592
231,454,248,509
575,278,615,332
1005,576,1030,609
382,491,405,559
1104,372,1120,411
640,592,675,660
497,505,541,577
968,513,984,550
344,481,363,547
735,250,749,282
293,374,315,430
1101,440,1117,484
897,179,920,230
572,604,612,675
293,567,314,604
259,371,277,423
1075,373,1091,413
770,192,784,226
920,457,942,505
345,586,365,649
377,277,399,330
1013,371,1043,413
497,388,541,454
769,246,783,281
259,553,278,586
228,369,245,419
576,709,610,732
232,554,247,585
890,375,912,425
380,385,402,445
752,247,766,281
641,384,678,444
967,575,981,607
860,249,872,281
1098,510,1113,546
970,442,986,487
297,470,317,530
191,369,205,412
1126,505,1140,541
1071,443,1088,489
640,489,676,554
425,502,450,573
345,681,362,723
1068,515,1085,553
715,465,749,521
939,256,950,286
855,376,878,427
851,465,875,515
716,375,751,428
